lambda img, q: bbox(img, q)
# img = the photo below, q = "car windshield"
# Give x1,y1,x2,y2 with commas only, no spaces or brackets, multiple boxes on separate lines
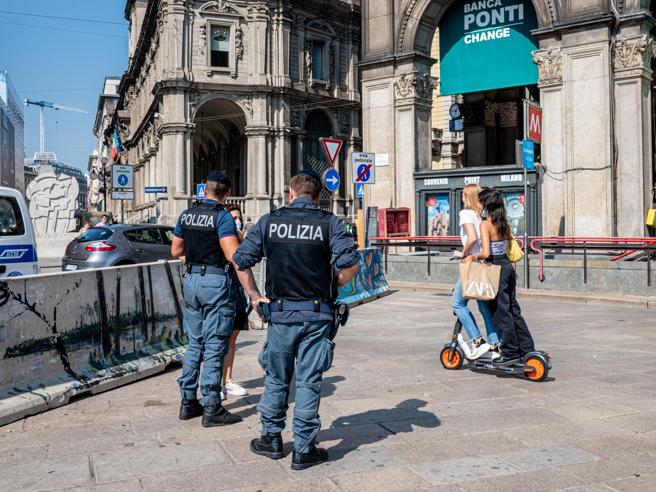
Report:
76,227,114,243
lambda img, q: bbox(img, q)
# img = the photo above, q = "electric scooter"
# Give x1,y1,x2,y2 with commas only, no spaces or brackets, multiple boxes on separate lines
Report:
439,317,551,382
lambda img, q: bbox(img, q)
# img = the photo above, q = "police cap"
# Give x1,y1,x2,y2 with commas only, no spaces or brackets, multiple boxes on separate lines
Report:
207,170,232,189
294,169,322,189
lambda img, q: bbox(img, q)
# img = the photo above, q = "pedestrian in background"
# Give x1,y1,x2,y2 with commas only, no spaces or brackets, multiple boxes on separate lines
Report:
171,170,255,427
468,188,535,363
221,204,250,400
233,170,360,470
451,184,499,356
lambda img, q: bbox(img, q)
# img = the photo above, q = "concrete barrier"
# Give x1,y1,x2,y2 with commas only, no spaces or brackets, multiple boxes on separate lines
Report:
0,261,186,426
338,248,391,306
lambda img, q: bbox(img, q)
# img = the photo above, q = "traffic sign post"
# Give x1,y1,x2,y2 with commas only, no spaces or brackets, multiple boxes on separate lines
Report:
196,183,206,199
319,138,343,167
112,164,134,189
521,139,535,289
145,187,168,222
352,152,376,184
322,168,341,193
355,183,364,198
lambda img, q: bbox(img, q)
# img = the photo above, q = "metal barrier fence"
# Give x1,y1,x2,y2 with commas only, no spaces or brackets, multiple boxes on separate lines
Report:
370,236,656,288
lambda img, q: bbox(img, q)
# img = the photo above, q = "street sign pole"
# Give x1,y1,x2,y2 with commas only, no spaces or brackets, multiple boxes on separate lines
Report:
524,165,529,289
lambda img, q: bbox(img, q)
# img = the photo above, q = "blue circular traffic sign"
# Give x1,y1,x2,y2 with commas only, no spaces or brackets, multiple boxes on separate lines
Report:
323,168,341,193
356,164,371,183
117,174,129,187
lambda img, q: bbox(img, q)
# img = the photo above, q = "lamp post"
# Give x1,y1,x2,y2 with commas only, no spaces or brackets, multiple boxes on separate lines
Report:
90,156,111,213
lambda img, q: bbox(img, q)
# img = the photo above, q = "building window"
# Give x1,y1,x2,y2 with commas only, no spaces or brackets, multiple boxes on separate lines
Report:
210,25,230,68
312,40,325,80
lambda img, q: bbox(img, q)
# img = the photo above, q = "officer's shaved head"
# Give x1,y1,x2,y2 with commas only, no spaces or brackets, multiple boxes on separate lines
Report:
290,171,322,201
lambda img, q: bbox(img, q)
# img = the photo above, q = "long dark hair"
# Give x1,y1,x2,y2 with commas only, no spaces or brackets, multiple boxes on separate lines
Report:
479,189,512,241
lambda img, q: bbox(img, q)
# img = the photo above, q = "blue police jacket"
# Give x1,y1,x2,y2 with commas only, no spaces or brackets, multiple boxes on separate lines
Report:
232,197,359,322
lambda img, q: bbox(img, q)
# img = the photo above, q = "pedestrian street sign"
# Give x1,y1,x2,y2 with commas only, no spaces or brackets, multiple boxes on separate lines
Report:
145,186,167,194
196,183,206,199
355,183,365,198
323,168,341,193
319,138,343,166
112,190,134,200
112,164,134,189
352,152,376,184
522,139,535,170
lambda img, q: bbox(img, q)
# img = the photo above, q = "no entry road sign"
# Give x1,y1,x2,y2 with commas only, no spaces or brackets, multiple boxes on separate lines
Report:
352,152,376,184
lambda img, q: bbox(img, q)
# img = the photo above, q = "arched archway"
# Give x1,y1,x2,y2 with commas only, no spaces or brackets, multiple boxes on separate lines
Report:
192,98,247,197
400,0,555,56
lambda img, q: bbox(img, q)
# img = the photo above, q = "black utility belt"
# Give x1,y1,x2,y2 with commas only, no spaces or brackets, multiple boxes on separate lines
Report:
269,299,334,314
187,264,230,275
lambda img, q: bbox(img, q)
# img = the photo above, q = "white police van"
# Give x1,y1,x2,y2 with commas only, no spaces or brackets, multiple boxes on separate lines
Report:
0,186,39,278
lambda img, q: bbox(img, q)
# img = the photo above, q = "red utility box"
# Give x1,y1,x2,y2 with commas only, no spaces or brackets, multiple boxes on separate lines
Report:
378,208,411,237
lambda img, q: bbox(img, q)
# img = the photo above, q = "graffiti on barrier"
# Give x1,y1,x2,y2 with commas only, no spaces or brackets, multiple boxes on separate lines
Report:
338,249,389,304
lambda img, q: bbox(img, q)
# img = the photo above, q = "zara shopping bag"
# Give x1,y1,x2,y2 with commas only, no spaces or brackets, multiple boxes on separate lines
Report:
459,262,501,301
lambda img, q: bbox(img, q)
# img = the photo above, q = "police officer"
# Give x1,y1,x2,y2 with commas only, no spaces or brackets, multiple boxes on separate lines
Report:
233,170,360,470
171,170,245,427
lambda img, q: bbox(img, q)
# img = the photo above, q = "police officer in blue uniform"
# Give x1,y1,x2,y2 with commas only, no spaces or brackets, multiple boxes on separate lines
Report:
233,170,360,470
171,170,246,427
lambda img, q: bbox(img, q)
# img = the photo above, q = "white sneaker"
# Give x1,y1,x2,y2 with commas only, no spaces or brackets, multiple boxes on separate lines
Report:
489,350,501,360
470,343,491,360
225,381,248,397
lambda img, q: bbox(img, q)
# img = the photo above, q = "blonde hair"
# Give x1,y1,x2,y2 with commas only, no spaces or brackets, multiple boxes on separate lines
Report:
462,184,483,213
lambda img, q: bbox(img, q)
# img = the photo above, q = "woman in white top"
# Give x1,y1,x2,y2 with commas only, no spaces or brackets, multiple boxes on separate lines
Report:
451,184,500,355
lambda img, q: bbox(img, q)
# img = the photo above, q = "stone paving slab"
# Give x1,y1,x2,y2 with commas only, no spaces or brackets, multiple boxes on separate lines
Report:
2,291,656,491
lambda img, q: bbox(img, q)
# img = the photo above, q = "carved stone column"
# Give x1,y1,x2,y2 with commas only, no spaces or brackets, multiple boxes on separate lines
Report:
532,47,566,236
393,71,437,231
613,34,655,236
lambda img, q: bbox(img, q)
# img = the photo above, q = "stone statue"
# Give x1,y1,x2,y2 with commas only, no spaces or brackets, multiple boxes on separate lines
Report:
26,166,80,236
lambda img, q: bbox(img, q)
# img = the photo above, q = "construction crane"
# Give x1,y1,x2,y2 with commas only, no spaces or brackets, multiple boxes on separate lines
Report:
24,99,89,154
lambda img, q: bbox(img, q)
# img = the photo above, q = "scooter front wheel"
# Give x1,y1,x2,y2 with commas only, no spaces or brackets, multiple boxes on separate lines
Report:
524,356,549,382
440,347,464,370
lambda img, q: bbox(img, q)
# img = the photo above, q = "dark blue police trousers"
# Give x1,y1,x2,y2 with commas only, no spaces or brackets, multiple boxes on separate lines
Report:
177,272,234,406
257,320,335,453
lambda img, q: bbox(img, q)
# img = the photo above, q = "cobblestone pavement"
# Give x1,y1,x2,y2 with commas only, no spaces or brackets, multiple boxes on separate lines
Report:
2,291,656,491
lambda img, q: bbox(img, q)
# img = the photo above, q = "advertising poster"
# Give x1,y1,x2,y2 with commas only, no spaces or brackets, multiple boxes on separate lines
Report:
502,191,525,235
426,194,450,237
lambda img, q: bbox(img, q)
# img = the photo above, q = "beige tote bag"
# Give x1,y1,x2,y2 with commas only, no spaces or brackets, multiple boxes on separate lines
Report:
459,262,501,301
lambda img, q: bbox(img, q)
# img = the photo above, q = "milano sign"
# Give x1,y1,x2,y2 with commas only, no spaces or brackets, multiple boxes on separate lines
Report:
439,0,539,95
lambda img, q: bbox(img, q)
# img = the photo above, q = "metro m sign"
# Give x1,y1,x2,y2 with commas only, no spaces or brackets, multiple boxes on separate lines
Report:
527,104,542,143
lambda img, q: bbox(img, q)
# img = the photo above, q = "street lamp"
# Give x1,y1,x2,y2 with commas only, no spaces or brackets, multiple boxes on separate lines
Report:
91,156,111,212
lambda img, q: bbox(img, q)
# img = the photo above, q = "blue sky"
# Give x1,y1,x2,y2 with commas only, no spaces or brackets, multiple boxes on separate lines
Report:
0,1,128,171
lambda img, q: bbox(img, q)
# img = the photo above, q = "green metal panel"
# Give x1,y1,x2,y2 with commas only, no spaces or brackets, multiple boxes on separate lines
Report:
439,0,539,95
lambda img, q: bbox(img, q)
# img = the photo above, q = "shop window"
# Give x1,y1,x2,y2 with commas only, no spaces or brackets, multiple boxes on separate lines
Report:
426,194,450,237
210,25,230,68
312,40,326,80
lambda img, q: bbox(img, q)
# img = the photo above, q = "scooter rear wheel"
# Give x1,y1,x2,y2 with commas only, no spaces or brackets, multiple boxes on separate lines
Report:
524,356,549,382
440,347,464,370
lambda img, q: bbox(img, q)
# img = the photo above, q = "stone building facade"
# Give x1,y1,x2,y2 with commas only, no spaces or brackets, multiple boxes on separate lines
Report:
361,0,656,238
89,77,121,213
110,0,361,226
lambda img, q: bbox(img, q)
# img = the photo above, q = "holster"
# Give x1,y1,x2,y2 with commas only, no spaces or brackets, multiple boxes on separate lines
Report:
330,303,350,340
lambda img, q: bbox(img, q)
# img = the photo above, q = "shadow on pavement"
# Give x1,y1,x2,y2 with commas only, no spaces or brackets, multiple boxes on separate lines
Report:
321,399,441,460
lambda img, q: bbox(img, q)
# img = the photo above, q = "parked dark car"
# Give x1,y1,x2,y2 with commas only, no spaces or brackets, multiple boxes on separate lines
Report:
62,224,176,271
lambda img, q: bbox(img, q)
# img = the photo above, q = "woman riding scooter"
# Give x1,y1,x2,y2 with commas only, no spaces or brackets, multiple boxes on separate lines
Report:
464,189,535,363
451,184,500,358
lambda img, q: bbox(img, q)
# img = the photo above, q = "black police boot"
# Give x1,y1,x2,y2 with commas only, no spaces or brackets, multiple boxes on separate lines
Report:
291,446,329,470
178,399,203,420
201,405,242,427
249,433,283,459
